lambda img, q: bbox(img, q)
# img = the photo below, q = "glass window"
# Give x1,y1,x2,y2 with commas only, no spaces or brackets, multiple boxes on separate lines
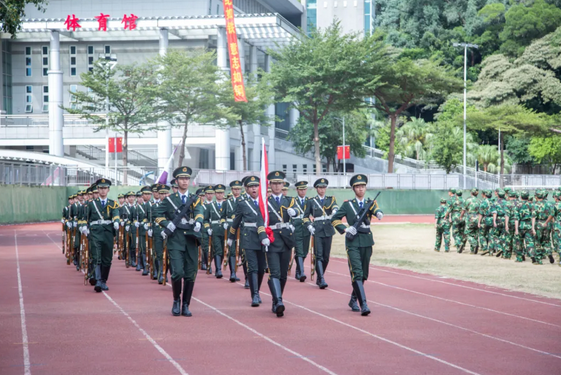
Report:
43,68,48,76
25,46,31,55
26,57,31,66
87,45,94,54
88,67,93,72
88,56,94,64
71,67,76,76
26,68,31,76
42,57,48,65
26,85,32,93
70,46,76,55
70,57,76,65
43,86,48,93
104,45,111,54
43,95,48,102
42,46,48,55
26,95,32,103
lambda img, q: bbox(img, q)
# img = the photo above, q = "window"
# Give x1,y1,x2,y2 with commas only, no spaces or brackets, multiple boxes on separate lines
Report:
282,164,287,173
306,0,317,35
26,86,32,93
87,45,94,72
25,46,31,55
104,45,111,54
87,45,94,55
293,164,298,174
69,85,77,109
25,85,33,113
42,45,49,76
69,45,77,76
302,164,307,174
42,86,48,112
70,46,76,55
42,46,48,55
25,46,32,77
364,0,372,36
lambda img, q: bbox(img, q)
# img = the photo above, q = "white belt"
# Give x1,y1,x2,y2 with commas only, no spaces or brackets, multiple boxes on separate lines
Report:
315,215,332,221
227,219,233,223
293,215,304,220
211,220,221,224
90,220,112,225
359,223,370,229
269,222,290,230
244,222,257,227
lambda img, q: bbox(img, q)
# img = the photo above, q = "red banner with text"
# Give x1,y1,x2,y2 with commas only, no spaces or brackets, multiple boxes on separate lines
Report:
223,0,247,102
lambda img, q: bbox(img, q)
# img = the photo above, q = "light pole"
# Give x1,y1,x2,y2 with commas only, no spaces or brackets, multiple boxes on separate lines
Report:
101,54,117,179
453,42,478,189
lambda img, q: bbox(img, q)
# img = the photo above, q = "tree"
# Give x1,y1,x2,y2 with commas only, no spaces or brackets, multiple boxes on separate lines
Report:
65,60,160,184
428,120,464,174
289,110,370,172
505,136,537,165
370,55,462,172
268,22,387,175
221,75,275,171
1,0,46,37
396,117,431,160
150,49,232,167
528,135,561,174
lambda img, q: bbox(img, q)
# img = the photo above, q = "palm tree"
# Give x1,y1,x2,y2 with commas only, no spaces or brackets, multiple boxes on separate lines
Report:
396,118,430,160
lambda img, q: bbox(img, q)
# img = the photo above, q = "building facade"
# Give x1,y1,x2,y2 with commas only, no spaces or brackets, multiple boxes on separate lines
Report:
305,0,374,35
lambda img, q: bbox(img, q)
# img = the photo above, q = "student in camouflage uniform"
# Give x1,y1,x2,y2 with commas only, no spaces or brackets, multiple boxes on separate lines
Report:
504,190,521,260
514,191,537,263
450,190,465,252
491,189,508,257
460,188,480,254
534,189,554,264
551,191,561,266
434,198,451,252
478,190,494,255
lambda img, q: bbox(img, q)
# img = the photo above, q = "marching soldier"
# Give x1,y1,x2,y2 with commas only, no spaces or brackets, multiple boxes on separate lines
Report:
450,190,465,252
224,180,243,283
125,191,138,267
514,191,537,263
282,182,289,196
154,166,204,317
204,184,227,279
82,178,120,293
478,190,494,255
303,178,339,289
460,188,480,254
171,179,178,195
201,187,215,271
139,186,153,276
434,198,451,252
71,191,85,267
149,184,161,280
152,184,169,283
293,181,310,282
227,176,269,308
331,174,383,316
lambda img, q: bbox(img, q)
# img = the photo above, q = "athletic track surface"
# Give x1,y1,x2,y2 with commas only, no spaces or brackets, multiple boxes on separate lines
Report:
1,219,560,375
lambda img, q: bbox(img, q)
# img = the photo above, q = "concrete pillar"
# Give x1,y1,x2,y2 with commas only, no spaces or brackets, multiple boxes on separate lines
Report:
265,54,275,171
250,44,261,172
157,29,173,170
215,27,230,171
48,31,64,157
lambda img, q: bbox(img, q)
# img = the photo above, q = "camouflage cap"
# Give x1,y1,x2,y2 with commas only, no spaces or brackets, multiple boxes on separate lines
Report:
504,187,512,193
553,191,559,199
440,198,447,203
497,189,505,198
470,188,479,194
449,188,456,194
508,190,517,198
456,190,463,196
520,190,529,199
484,190,492,198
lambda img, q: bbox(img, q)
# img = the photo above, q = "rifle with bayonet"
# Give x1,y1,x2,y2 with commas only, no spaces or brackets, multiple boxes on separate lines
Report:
345,192,381,241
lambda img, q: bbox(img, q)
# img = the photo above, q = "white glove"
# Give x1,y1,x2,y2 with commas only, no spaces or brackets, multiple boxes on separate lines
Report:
121,221,125,227
148,229,153,237
125,225,130,231
308,226,315,235
84,228,89,236
194,222,201,232
345,226,357,235
289,224,295,233
223,223,228,230
207,229,213,236
287,208,296,217
113,222,119,231
376,212,384,220
143,223,149,230
332,208,338,215
180,218,188,225
79,226,85,234
61,219,65,224
66,222,72,229
73,221,77,228
161,231,167,240
134,222,140,228
261,238,271,246
227,239,233,247
167,222,176,233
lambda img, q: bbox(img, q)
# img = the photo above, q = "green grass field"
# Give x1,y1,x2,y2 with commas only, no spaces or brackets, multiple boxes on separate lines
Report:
330,224,561,300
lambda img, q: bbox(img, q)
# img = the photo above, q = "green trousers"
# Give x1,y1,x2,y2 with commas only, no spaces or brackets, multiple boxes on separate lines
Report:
168,233,199,282
346,245,372,282
90,225,115,268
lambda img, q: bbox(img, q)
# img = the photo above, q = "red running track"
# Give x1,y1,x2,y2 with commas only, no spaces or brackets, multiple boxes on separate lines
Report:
1,222,560,375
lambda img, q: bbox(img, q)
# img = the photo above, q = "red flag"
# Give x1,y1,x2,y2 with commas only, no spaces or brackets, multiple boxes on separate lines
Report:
258,138,274,243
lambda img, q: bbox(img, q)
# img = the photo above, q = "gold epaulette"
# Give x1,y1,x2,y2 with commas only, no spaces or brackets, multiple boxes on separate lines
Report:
332,220,343,227
155,217,165,224
257,226,265,234
204,223,210,228
112,216,119,221
229,227,236,235
195,214,204,220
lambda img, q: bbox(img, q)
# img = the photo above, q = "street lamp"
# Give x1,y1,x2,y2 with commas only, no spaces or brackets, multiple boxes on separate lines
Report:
100,54,118,179
453,42,478,189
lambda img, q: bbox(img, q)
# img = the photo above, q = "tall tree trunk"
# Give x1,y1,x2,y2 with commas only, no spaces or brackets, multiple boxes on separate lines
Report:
122,130,128,185
239,120,247,171
178,122,188,167
325,158,330,173
387,114,397,173
314,121,321,175
499,132,504,187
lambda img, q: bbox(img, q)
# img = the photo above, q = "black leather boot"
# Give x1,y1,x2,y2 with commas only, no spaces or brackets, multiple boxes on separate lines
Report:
142,254,149,276
131,249,138,268
348,291,360,312
182,280,194,317
268,279,277,313
94,265,102,293
257,271,264,304
297,257,307,282
270,278,285,317
243,263,249,289
294,256,301,280
153,259,159,280
280,278,286,295
316,260,328,289
100,265,110,291
158,259,164,284
171,278,182,316
353,280,371,316
215,256,223,278
201,251,208,271
229,256,239,282
248,273,260,307
88,262,96,286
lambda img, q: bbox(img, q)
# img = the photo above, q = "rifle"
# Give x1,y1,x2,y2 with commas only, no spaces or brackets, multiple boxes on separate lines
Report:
68,223,76,265
288,248,294,275
223,228,229,270
62,223,66,254
310,235,315,281
162,239,168,286
198,245,202,270
162,193,200,236
235,229,240,272
82,232,89,285
135,210,139,265
345,192,381,241
207,234,212,275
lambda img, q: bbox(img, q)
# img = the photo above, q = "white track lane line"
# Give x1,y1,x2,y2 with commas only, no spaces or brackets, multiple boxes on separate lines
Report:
14,231,32,375
327,270,561,329
43,231,190,375
315,282,561,360
249,286,481,375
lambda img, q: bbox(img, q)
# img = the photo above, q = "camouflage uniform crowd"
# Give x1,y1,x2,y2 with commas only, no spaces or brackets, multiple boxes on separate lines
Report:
434,187,561,266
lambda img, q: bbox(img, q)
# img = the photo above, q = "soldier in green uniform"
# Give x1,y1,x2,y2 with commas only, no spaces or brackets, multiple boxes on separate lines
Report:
491,189,509,257
303,178,339,289
282,182,289,196
551,191,561,266
478,190,494,255
71,191,85,267
331,174,383,316
504,190,521,260
148,184,160,280
292,181,310,282
200,186,215,272
534,189,554,264
450,190,465,252
224,180,243,283
82,178,120,293
154,166,204,316
134,186,151,275
171,179,178,195
227,176,269,308
514,191,537,263
152,184,170,283
204,184,227,279
460,188,480,254
434,198,451,252
122,191,137,267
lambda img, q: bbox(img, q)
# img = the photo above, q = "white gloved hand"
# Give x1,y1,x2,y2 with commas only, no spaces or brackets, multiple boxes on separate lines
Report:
73,221,77,228
161,231,167,240
180,218,188,225
289,224,295,233
287,208,297,217
167,222,176,233
113,222,119,231
134,222,140,228
207,229,213,236
261,238,271,246
345,226,357,235
308,226,315,235
223,223,228,230
376,212,384,220
148,229,153,237
332,208,338,215
121,221,125,227
227,239,233,247
143,223,149,230
66,222,72,229
125,225,130,231
61,219,65,224
84,228,89,236
79,226,85,234
194,222,201,232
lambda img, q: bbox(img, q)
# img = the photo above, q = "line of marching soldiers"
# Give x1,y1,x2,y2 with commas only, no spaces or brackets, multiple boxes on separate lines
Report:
61,167,384,318
434,187,561,266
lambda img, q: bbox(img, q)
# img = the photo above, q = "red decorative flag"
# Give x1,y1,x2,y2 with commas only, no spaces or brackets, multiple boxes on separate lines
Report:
223,0,247,102
108,137,123,153
337,145,350,160
259,137,274,244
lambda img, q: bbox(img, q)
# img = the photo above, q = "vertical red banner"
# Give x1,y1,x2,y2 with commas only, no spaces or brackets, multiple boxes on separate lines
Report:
223,0,247,102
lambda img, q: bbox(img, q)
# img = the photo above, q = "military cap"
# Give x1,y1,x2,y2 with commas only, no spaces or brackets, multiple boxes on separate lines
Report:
76,190,84,196
440,198,447,203
125,191,135,197
456,190,463,197
150,183,159,193
229,180,242,188
91,185,99,193
96,178,111,187
117,193,124,199
497,189,505,198
295,181,308,190
241,176,249,185
85,187,91,194
204,186,215,194
244,176,260,187
196,188,205,196
520,191,529,199
508,190,517,198
314,178,329,188
267,171,286,182
170,179,177,187
135,191,142,197
471,188,479,194
214,184,226,193
226,193,233,198
140,186,152,194
504,187,512,193
173,166,192,179
69,194,75,199
350,174,368,187
282,182,290,190
158,184,170,194
449,188,456,194
484,190,492,198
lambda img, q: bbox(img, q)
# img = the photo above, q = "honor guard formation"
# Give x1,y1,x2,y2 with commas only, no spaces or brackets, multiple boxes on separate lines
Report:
61,167,384,317
434,187,561,267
